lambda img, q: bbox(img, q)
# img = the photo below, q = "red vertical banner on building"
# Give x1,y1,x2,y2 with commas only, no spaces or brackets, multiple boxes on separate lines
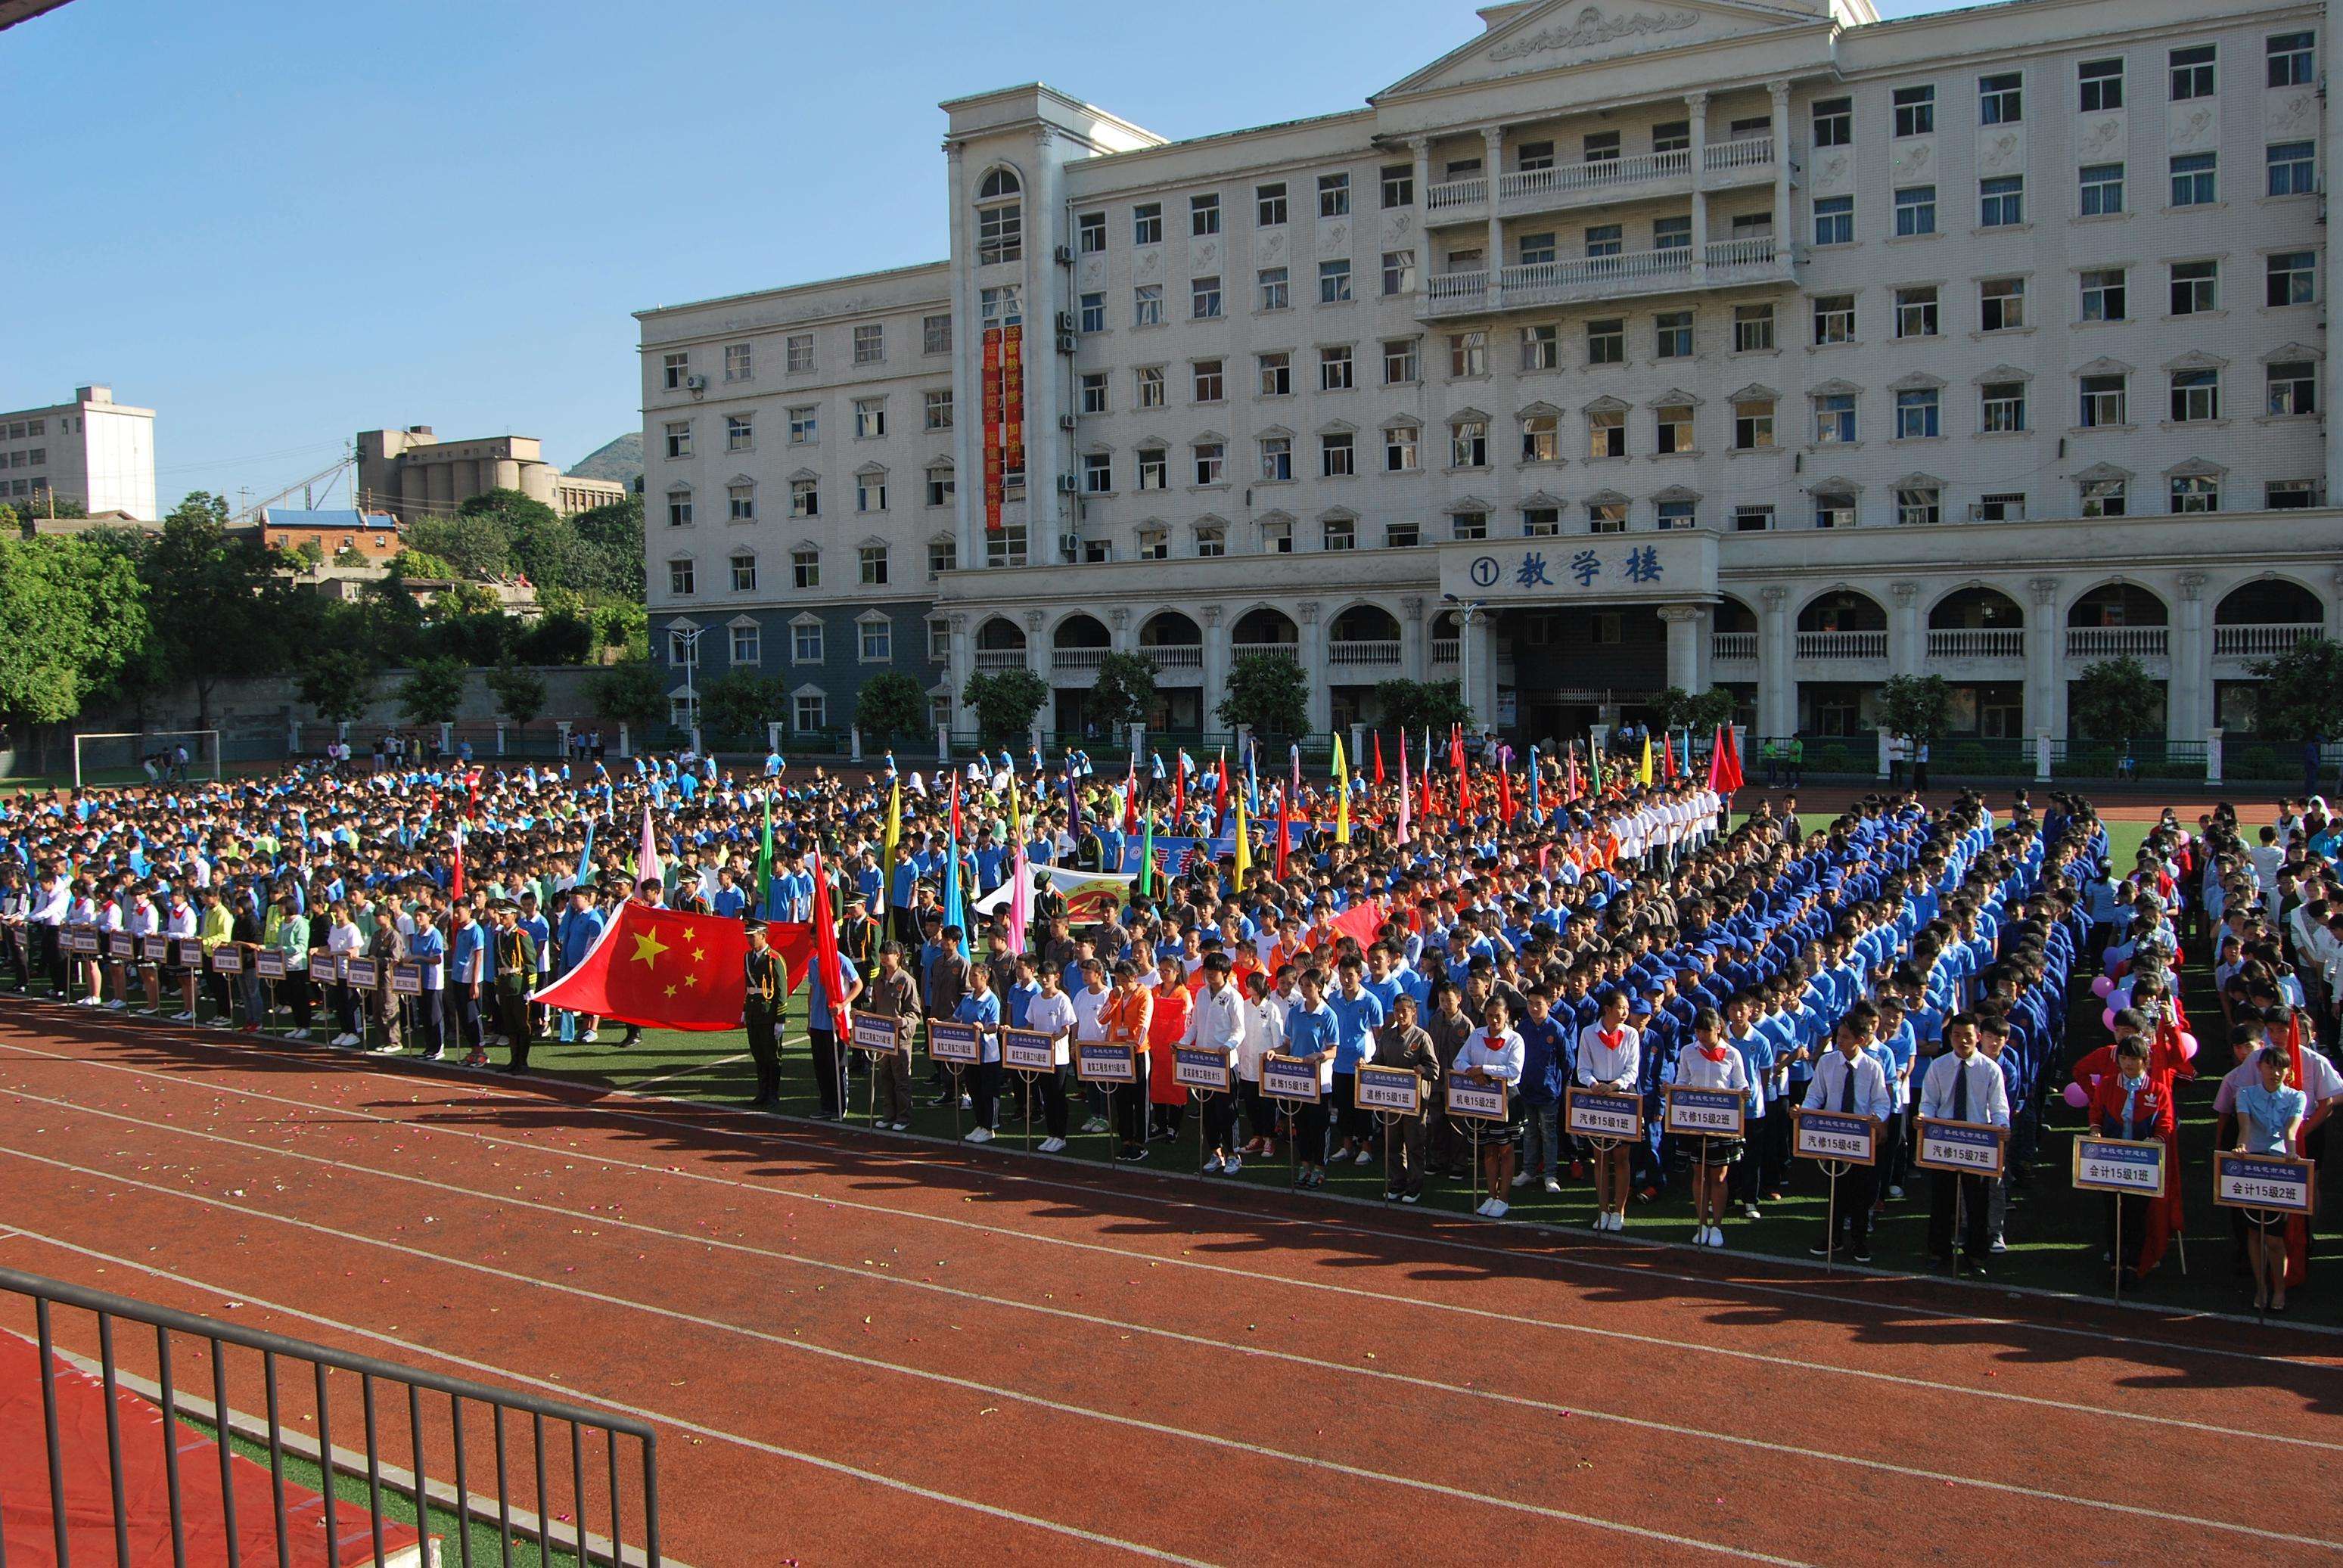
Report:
1002,322,1024,502
981,326,1004,532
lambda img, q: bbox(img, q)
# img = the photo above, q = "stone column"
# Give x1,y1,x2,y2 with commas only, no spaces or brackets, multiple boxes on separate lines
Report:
1659,602,1704,693
1299,599,1330,732
1201,604,1229,731
2171,572,2209,740
1468,607,1500,733
1758,585,1794,737
1685,91,1709,278
1400,595,1427,682
1023,609,1046,677
1409,135,1432,229
1109,605,1132,654
1482,126,1506,310
945,612,970,728
2024,576,2060,738
1768,80,1792,253
1888,580,1922,675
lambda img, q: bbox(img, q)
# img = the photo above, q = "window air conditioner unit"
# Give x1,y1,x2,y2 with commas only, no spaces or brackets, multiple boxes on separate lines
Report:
1056,333,1079,354
1054,245,1075,265
684,374,708,392
1058,414,1078,430
1060,533,1081,559
1055,473,1081,494
1054,310,1077,334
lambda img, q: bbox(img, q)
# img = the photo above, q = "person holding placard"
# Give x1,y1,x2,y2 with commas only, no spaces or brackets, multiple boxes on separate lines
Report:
2235,1046,2307,1312
1676,1008,1750,1248
1802,1004,1893,1262
2089,1035,2174,1290
1236,969,1285,1160
1148,955,1195,1144
953,963,1003,1141
1186,953,1248,1173
862,942,921,1130
1376,992,1440,1203
269,889,312,1039
1104,961,1155,1163
163,885,200,1023
1026,962,1078,1151
1918,1011,2008,1275
1283,969,1339,1188
1459,995,1525,1218
1575,991,1640,1231
1328,957,1387,1167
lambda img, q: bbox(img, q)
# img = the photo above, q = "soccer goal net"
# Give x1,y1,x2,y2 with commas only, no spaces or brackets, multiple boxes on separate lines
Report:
70,730,223,789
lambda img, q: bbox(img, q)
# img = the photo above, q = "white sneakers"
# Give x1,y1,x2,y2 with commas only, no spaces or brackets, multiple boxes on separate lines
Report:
1223,1154,1241,1175
1694,1224,1729,1247
1080,1116,1108,1133
1036,1136,1067,1153
104,999,126,1011
1742,1201,1762,1220
172,1011,197,1023
964,1126,993,1144
1542,1176,1562,1194
1509,1171,1532,1188
1484,1198,1509,1219
581,1029,600,1042
1204,1153,1226,1173
1592,1211,1625,1233
285,1027,309,1039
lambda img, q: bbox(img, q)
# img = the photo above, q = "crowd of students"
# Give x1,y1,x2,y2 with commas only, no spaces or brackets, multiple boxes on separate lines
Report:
2,745,2337,1301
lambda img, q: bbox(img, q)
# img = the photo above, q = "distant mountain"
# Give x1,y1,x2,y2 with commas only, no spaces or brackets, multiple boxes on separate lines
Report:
565,433,642,485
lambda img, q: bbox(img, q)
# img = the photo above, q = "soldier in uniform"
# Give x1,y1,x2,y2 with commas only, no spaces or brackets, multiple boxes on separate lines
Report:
743,917,787,1110
491,900,539,1073
862,940,921,1130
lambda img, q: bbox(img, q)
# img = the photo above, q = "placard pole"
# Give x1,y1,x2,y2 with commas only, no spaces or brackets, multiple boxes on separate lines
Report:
1195,1085,1208,1179
1952,1175,1966,1276
869,1051,881,1131
1821,1158,1844,1270
2112,1195,2123,1303
2248,1207,2281,1322
1586,1133,1620,1230
1021,1067,1037,1152
1469,1118,1483,1217
949,1062,965,1142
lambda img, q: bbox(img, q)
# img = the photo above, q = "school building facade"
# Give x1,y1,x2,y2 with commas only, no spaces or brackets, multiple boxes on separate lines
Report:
638,0,2343,749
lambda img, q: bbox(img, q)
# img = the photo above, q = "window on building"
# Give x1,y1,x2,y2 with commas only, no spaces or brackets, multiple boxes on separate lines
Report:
2080,374,2128,427
1980,71,2023,124
1586,500,1628,534
859,619,891,662
1894,184,1936,237
1192,275,1223,319
1258,436,1292,481
853,323,884,365
1383,423,1419,473
785,333,813,373
976,169,1023,263
1191,359,1225,403
1514,507,1555,538
2270,31,2316,86
1195,439,1226,485
1654,215,1692,253
1732,304,1773,352
793,690,825,731
1071,373,1107,420
728,480,756,521
2268,360,2317,415
1322,516,1356,551
663,421,691,459
1896,486,1942,525
1075,292,1105,334
985,526,1028,568
1521,411,1559,462
1895,285,1940,337
2080,478,2126,517
1319,345,1353,390
1655,403,1694,453
1319,432,1354,477
923,388,954,431
1318,259,1353,303
1587,317,1625,363
1381,163,1414,208
729,552,757,591
1734,505,1776,531
666,488,693,528
2169,151,2217,206
1981,380,2028,433
1077,210,1106,253
1652,121,1689,155
1255,351,1297,399
1119,368,1158,414
1133,202,1162,244
1895,387,1941,439
1586,407,1627,459
853,398,885,439
1133,284,1164,327
722,342,752,382
2170,472,2220,513
1656,498,1697,531
1196,523,1227,557
1136,446,1167,491
1583,224,1621,261
1381,250,1416,297
2082,267,2127,321
856,472,887,513
785,406,816,445
2269,141,2316,197
1812,492,1857,529
1251,266,1290,313
1980,175,2024,226
1450,418,1489,467
2268,478,2320,508
1190,191,1221,237
1732,399,1775,449
980,284,1022,326
662,351,689,390
2170,367,2220,421
1317,172,1350,217
1257,182,1288,226
1812,392,1857,445
1382,337,1419,384
1450,331,1487,377
1813,194,1854,246
1980,277,2026,331
730,622,760,664
791,548,819,589
1893,84,1935,137
2268,250,2316,306
1261,517,1292,553
2078,57,2124,111
2170,42,2216,100
2170,259,2218,314
1081,450,1113,494
925,464,956,507
668,557,695,595
790,478,819,518
1655,311,1692,359
922,314,952,356
2079,161,2124,216
1811,294,1855,345
1812,96,1854,147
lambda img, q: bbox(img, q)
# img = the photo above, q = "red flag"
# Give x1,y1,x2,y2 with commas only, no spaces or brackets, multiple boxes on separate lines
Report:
1273,789,1291,880
449,825,465,901
1448,725,1465,776
1332,900,1383,950
1212,749,1229,834
1122,755,1139,834
530,899,755,1032
1660,732,1677,781
1419,768,1437,824
1497,768,1515,825
1172,764,1186,830
1706,728,1728,794
1372,733,1385,787
1717,725,1745,792
809,849,852,1031
948,776,963,842
1455,760,1476,824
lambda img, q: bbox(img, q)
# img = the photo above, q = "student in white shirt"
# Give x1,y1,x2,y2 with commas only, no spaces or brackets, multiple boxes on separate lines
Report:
1801,1001,1894,1262
1456,995,1525,1219
1916,1011,2009,1275
1024,964,1079,1152
1675,1008,1751,1248
1238,970,1286,1158
1071,959,1113,1135
1185,954,1249,1174
1574,990,1642,1232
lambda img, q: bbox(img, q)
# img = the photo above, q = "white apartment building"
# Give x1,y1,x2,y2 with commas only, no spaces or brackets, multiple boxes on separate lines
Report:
642,0,2343,749
0,385,157,520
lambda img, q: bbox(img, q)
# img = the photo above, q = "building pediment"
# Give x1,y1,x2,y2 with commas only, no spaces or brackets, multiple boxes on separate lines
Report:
1375,0,1836,101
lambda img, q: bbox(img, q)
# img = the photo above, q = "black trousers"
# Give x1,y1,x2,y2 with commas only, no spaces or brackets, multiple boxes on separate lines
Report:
1201,1086,1240,1152
1038,1063,1071,1137
969,1059,1002,1130
1295,1094,1331,1164
809,1026,849,1116
744,1001,782,1103
1928,1169,1991,1262
498,986,530,1066
1826,1164,1878,1250
1335,1074,1369,1143
1114,1062,1150,1146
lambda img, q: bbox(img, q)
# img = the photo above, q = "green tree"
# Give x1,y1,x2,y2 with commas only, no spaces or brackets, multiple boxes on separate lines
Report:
289,537,326,571
591,660,667,731
0,535,148,744
2248,637,2343,740
1877,673,1956,742
1651,685,1739,735
486,658,548,728
297,648,377,725
962,668,1050,743
404,512,511,580
513,612,593,665
853,669,927,743
331,545,371,569
2068,657,2164,741
1217,653,1310,738
567,495,645,599
1372,678,1471,737
391,548,456,579
701,668,782,743
6,492,88,525
396,657,468,728
1089,650,1158,732
138,508,303,729
167,492,230,529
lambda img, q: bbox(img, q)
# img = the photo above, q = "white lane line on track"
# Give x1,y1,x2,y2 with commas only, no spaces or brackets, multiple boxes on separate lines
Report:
0,1143,1810,1566
0,1225,1216,1567
8,1019,2328,1368
7,1081,2332,1551
5,1039,2335,1454
624,1052,753,1094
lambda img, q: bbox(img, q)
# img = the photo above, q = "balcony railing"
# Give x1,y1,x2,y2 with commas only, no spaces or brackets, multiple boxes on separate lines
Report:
1425,268,1488,307
1711,632,1758,661
1327,638,1403,668
972,647,1027,671
1703,135,1777,172
1428,137,1776,217
1144,644,1204,669
2214,623,2326,657
1502,147,1687,202
1230,640,1300,663
1424,235,1785,317
1425,173,1489,211
1926,628,2024,660
2065,626,2170,659
1430,637,1460,666
1051,646,1108,672
1795,629,1888,660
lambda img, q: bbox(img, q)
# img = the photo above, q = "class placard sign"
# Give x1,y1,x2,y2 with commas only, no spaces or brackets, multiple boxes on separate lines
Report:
2214,1152,2314,1214
1354,1063,1422,1115
67,924,101,955
1076,1041,1138,1084
389,961,423,996
927,1020,983,1065
1791,1107,1878,1166
105,930,138,959
2071,1135,2166,1197
211,945,244,975
1663,1085,1746,1138
1913,1118,2006,1177
1567,1086,1644,1141
1002,1026,1066,1071
851,1014,903,1056
1173,1045,1235,1093
317,953,344,983
175,939,205,969
141,936,172,964
1262,1052,1331,1102
344,957,380,989
1445,1071,1509,1121
254,949,287,980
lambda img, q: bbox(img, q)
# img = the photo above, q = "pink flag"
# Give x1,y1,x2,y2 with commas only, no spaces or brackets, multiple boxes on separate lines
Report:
637,804,662,892
1397,739,1412,842
1005,846,1032,956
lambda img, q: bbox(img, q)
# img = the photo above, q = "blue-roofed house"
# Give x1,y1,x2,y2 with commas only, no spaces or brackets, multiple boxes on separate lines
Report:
259,507,402,561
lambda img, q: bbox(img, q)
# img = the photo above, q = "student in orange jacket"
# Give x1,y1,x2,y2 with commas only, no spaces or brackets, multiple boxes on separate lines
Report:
1102,963,1154,1162
1147,955,1194,1141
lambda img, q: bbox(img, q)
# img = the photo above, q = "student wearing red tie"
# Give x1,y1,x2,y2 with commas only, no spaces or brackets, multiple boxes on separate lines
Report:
1574,990,1641,1232
2089,1035,2174,1290
1802,1001,1893,1262
1917,1011,2009,1276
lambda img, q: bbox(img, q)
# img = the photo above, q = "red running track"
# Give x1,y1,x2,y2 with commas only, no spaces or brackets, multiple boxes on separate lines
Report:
1,1006,2340,1566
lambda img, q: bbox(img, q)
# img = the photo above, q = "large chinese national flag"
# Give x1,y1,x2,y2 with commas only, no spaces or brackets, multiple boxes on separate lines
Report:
532,901,794,1032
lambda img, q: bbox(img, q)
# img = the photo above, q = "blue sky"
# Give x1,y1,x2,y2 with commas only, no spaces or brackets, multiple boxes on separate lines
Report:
8,0,1948,513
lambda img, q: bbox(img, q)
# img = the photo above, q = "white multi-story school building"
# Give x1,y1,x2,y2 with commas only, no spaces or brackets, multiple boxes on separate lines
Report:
639,0,2343,750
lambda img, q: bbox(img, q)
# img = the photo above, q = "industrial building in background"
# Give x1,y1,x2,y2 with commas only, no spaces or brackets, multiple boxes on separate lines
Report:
0,385,157,521
355,427,629,524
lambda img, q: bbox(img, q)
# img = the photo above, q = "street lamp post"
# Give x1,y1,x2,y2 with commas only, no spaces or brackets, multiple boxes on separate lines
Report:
673,625,705,752
1441,593,1487,731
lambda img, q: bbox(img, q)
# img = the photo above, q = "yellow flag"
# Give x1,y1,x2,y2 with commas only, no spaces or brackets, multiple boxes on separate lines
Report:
1233,795,1252,885
1332,734,1351,845
878,781,903,911
1639,733,1653,787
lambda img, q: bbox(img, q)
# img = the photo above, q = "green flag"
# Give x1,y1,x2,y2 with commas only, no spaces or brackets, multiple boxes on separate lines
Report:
1138,809,1155,898
754,793,775,920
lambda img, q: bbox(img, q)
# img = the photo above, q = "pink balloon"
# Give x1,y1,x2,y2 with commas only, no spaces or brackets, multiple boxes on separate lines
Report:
2177,1031,2199,1062
2090,976,2115,998
2062,1082,2091,1110
2102,1008,2118,1032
